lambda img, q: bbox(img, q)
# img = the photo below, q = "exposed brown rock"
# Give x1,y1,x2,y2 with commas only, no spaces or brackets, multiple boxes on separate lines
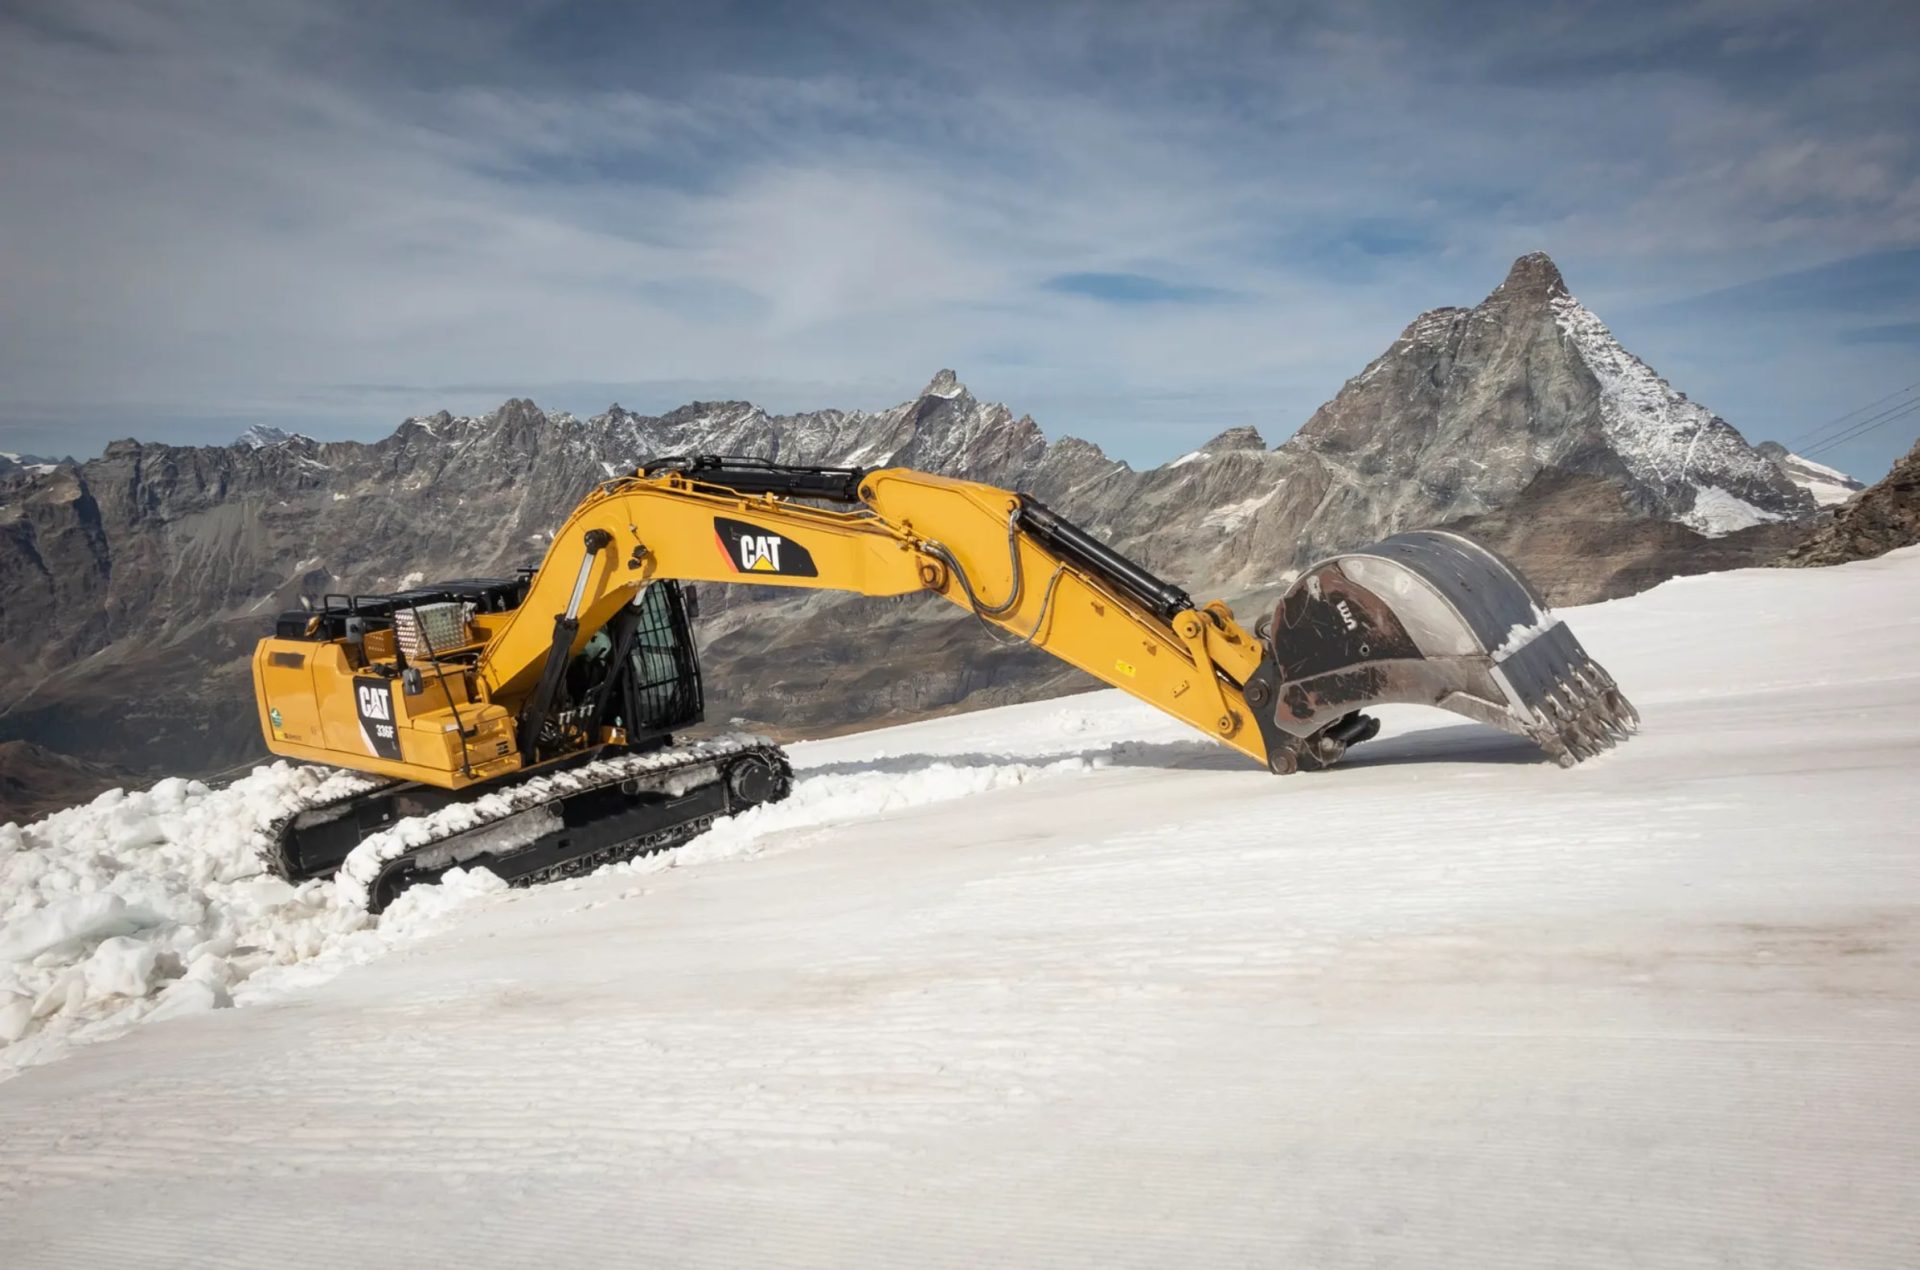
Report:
1447,470,1813,605
0,740,130,824
1781,438,1920,567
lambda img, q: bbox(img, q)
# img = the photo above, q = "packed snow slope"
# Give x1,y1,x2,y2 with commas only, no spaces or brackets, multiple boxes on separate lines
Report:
3,551,1919,1269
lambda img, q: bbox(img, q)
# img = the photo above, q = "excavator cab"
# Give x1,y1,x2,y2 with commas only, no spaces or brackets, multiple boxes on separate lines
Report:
254,576,708,789
552,580,705,748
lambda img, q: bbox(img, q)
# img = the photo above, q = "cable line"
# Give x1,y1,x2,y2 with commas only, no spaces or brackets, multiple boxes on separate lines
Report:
1802,398,1920,460
1785,379,1919,449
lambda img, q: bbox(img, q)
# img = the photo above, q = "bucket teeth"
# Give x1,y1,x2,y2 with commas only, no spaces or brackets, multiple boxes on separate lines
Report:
1579,662,1639,731
1525,661,1638,763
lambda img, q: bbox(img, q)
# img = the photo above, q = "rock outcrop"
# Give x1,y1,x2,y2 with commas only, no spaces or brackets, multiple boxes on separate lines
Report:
1445,470,1810,605
0,741,130,822
1781,437,1920,567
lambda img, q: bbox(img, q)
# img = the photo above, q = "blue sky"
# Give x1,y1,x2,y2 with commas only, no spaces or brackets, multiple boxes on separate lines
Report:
1,0,1916,479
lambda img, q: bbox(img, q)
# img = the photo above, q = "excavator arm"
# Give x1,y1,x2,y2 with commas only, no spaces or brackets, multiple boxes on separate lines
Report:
479,457,1287,768
478,456,1637,777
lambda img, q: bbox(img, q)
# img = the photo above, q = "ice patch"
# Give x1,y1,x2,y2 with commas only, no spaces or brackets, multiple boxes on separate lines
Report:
1685,486,1787,537
1200,486,1280,531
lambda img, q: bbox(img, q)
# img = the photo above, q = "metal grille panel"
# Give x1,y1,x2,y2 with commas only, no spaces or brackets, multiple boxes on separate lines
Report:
396,602,471,659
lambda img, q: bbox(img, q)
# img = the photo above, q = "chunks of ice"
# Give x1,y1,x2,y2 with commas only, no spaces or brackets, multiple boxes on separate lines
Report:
82,936,160,999
0,893,146,962
0,761,481,1078
0,993,30,1044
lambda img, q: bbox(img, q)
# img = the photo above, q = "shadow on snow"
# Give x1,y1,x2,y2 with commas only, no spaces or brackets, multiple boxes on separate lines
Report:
799,721,1551,781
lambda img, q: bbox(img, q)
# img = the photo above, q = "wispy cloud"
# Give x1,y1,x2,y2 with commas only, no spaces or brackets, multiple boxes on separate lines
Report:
1042,274,1236,304
1840,322,1920,347
0,0,1915,477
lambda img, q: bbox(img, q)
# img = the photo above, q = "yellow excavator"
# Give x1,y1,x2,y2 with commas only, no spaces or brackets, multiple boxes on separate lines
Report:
254,456,1636,909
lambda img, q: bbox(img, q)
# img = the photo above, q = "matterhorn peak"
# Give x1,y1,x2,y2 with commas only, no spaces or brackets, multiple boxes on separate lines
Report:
921,369,967,400
1490,251,1570,302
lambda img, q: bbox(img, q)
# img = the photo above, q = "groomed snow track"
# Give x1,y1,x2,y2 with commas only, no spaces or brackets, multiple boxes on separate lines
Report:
3,551,1919,1269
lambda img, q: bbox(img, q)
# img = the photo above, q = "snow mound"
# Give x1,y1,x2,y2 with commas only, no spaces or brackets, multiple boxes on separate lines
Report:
333,735,775,905
2,744,1109,1079
600,748,1110,881
0,764,502,1077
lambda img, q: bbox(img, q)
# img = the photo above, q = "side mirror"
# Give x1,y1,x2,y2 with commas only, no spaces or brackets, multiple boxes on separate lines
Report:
682,585,700,620
402,667,425,696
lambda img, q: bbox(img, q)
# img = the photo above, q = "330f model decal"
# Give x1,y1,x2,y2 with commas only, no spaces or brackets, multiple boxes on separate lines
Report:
713,516,819,577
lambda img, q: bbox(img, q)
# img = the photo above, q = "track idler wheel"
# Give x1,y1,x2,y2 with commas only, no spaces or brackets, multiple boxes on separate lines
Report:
726,752,791,808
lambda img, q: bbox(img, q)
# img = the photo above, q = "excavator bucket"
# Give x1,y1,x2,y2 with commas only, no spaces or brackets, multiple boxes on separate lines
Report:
1262,530,1638,769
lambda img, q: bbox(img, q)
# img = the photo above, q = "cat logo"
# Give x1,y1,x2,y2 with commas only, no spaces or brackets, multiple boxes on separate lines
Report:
357,684,391,721
352,675,404,761
713,516,819,577
739,533,784,572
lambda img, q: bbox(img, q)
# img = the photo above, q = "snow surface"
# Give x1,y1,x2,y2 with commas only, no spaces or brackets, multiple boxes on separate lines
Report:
3,551,1919,1267
0,744,1106,1080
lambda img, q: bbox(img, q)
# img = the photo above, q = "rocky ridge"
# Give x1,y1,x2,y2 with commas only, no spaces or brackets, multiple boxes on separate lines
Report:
0,254,1823,813
1781,437,1920,567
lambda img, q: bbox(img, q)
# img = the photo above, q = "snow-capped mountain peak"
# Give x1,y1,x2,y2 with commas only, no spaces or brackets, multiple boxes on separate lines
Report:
1548,287,1812,535
1284,252,1813,546
921,368,966,400
235,424,313,450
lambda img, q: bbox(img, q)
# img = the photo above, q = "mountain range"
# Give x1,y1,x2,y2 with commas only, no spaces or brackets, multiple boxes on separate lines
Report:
0,253,1854,817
